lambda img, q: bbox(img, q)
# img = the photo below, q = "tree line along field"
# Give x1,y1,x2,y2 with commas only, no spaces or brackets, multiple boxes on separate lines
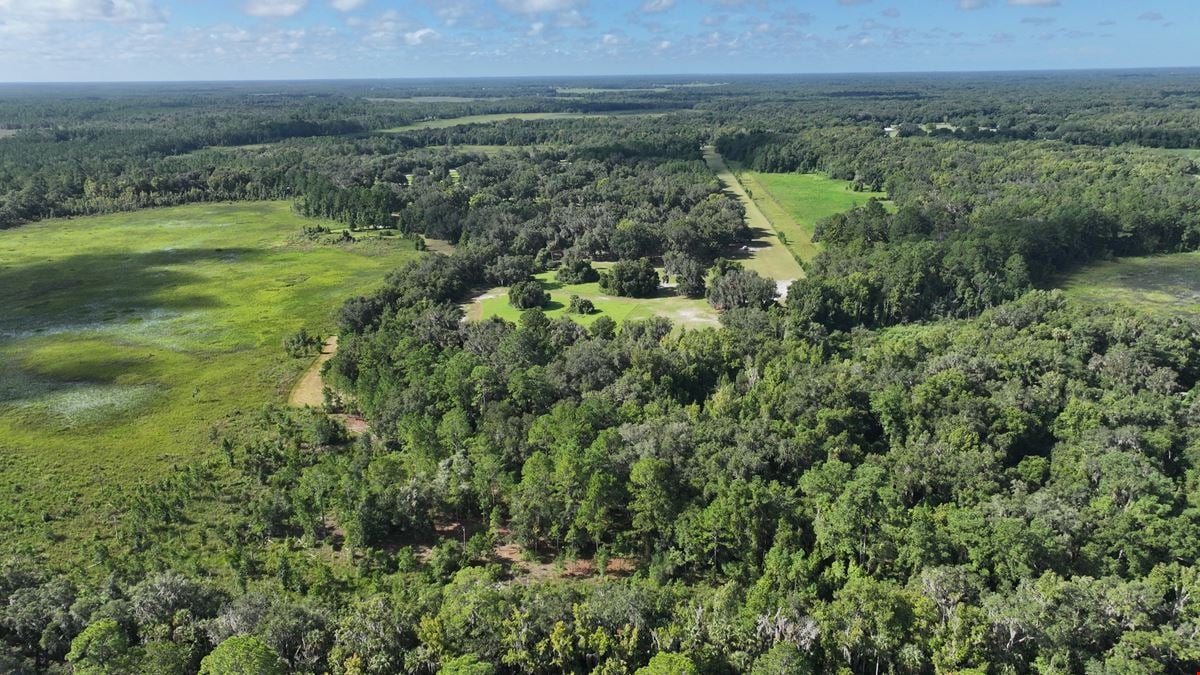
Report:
0,202,418,562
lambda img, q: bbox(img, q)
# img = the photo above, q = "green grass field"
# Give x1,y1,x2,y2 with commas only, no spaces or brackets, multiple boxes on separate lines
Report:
0,202,418,558
737,171,890,262
1152,148,1200,161
467,268,719,328
701,148,806,285
379,112,610,132
1061,251,1200,315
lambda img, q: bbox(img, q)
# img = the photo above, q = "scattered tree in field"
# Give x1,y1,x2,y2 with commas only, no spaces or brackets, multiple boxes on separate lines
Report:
599,258,659,298
509,280,549,309
665,252,707,298
567,295,595,315
556,254,599,284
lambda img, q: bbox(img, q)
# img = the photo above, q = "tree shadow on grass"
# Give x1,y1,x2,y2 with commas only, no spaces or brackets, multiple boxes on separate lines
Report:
0,247,262,337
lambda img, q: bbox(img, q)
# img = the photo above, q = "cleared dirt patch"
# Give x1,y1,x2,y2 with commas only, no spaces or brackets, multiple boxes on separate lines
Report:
289,336,337,408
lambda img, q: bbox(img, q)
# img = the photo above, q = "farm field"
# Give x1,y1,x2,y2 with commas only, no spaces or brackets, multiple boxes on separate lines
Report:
1061,251,1200,315
466,267,719,328
736,170,890,263
0,202,419,559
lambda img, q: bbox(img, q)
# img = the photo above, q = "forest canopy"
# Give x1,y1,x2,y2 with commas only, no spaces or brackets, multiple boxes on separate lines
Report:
3,71,1200,674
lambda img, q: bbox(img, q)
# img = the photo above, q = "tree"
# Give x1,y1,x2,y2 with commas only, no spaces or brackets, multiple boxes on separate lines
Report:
199,636,285,675
600,258,659,298
486,255,535,286
707,268,777,310
636,652,699,674
67,619,131,674
509,280,549,310
557,254,599,284
567,295,595,315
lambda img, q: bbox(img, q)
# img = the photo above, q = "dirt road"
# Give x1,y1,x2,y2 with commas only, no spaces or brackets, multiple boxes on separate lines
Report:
289,336,337,408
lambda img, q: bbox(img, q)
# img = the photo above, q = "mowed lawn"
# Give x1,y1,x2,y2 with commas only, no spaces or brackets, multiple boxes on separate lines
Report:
0,202,418,556
737,171,890,263
1061,251,1200,315
466,268,719,329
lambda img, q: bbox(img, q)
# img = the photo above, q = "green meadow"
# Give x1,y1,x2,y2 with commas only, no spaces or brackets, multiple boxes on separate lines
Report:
467,268,719,328
737,171,890,262
1061,251,1200,315
379,112,608,132
0,202,418,557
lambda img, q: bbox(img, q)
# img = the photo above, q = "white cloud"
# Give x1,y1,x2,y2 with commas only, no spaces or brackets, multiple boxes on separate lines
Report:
554,9,590,28
0,0,165,23
957,0,988,9
601,32,628,45
330,0,366,11
641,0,675,12
497,0,580,14
404,27,437,45
244,0,308,18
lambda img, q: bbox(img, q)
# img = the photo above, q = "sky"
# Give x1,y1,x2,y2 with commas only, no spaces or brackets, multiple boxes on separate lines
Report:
0,0,1195,82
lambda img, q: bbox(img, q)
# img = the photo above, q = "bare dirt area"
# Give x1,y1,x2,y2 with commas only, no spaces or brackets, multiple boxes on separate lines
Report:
289,336,338,408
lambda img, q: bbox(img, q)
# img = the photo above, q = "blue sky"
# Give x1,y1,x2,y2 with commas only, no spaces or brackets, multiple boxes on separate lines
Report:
0,1,1195,82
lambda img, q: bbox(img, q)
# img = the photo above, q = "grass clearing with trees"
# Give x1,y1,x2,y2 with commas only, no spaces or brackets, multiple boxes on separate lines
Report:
466,268,719,328
1061,251,1200,315
0,202,418,560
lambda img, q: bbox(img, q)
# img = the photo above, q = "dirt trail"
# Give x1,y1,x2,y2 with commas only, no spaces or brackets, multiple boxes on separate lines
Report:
702,145,805,294
289,336,337,408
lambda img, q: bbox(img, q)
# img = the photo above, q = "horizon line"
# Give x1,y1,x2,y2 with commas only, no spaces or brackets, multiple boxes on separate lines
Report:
2,64,1199,87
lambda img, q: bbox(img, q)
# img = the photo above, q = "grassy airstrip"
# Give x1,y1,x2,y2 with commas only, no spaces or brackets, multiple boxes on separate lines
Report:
737,171,890,263
0,202,418,558
1061,251,1200,315
466,267,719,328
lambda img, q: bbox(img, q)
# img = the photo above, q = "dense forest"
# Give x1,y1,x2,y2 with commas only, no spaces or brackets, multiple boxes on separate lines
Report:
3,71,1200,673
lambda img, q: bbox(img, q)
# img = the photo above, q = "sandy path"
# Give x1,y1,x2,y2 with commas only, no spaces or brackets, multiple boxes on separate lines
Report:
289,335,337,408
701,146,805,286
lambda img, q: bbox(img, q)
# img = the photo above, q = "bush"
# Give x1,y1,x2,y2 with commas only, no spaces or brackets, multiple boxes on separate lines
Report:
599,258,659,298
283,327,321,358
509,280,549,309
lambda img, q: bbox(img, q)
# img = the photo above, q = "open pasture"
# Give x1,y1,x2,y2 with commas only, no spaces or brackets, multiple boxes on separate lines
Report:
0,202,418,556
1061,251,1200,315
